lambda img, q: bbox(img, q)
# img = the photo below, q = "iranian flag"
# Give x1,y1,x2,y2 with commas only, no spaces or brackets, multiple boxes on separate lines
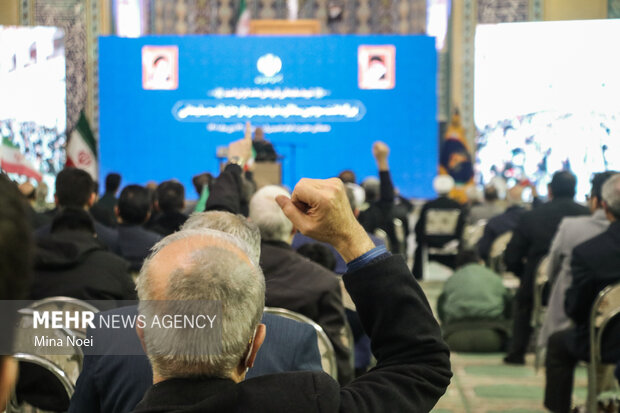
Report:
0,138,42,181
66,111,98,180
235,0,251,36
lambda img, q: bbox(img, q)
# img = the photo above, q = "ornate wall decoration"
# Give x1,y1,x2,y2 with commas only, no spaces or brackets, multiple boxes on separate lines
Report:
477,0,528,24
21,0,100,136
148,0,427,35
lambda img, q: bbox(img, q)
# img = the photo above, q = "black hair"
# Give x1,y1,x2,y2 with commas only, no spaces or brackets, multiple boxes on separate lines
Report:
51,207,96,234
192,173,213,197
338,170,356,184
157,181,185,213
118,185,151,225
484,185,498,202
591,171,618,202
297,243,337,271
105,173,121,194
456,250,481,268
55,167,94,207
549,170,577,199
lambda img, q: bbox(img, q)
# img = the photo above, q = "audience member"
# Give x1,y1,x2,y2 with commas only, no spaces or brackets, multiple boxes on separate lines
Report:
35,167,118,249
147,180,188,236
131,177,451,412
477,184,526,261
31,207,135,304
183,172,213,215
296,242,337,271
0,175,33,408
504,170,589,365
249,185,354,384
338,169,357,184
69,210,322,413
358,141,399,251
91,172,121,227
437,250,512,352
19,181,52,229
114,185,162,271
544,173,620,413
538,171,616,350
467,184,505,224
413,174,466,279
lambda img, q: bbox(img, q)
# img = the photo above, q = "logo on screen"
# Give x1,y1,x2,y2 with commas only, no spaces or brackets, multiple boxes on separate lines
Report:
255,54,283,85
358,45,395,90
142,46,179,90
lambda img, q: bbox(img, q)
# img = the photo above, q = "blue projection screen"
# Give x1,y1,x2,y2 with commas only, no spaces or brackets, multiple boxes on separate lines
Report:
99,35,437,198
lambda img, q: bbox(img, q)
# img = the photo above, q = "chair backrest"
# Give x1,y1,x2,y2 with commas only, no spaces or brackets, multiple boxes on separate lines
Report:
29,296,100,337
488,231,513,274
373,228,391,252
462,219,487,251
392,218,406,254
587,282,620,413
425,209,461,236
7,309,83,413
263,307,339,380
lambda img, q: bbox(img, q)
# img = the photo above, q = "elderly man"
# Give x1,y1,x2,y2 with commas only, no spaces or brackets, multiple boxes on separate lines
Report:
544,173,620,413
132,178,451,412
249,185,353,384
69,211,322,413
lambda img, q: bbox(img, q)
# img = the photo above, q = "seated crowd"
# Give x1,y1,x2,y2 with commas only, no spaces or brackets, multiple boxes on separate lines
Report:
0,126,619,413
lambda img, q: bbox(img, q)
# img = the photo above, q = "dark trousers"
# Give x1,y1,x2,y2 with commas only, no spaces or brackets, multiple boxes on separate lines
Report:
544,329,579,413
506,291,533,359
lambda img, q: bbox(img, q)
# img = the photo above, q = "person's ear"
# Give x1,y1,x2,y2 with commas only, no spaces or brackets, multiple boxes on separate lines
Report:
354,208,360,219
87,192,96,208
54,194,59,206
0,356,18,408
144,211,151,224
245,324,266,369
547,184,553,200
136,325,147,355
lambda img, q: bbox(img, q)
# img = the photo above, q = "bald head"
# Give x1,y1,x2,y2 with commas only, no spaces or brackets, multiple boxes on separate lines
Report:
136,229,265,380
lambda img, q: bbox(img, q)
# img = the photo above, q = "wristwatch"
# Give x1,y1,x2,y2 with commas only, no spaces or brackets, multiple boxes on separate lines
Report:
228,156,245,167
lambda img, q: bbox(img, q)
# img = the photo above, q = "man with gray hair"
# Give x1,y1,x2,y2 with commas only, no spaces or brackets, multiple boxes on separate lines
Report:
544,173,620,413
132,177,451,412
249,185,353,384
69,211,322,413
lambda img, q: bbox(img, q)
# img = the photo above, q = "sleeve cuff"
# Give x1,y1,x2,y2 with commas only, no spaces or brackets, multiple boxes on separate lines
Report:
346,245,391,273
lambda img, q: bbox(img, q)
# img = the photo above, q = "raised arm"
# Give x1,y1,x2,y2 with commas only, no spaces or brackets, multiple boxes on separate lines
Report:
373,141,394,203
276,178,451,412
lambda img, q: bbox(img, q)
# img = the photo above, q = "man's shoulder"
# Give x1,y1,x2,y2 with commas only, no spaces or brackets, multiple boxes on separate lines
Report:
573,228,615,259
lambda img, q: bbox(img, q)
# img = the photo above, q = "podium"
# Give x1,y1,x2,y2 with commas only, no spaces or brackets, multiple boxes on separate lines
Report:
249,20,321,35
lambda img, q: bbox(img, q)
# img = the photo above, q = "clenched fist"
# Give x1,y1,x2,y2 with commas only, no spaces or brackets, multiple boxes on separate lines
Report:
276,178,375,263
372,141,390,171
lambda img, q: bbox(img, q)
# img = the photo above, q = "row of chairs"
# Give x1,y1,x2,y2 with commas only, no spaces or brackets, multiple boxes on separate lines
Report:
6,298,343,413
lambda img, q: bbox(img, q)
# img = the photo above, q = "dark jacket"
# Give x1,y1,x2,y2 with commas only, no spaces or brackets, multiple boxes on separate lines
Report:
477,205,526,261
146,211,188,236
91,192,118,227
114,225,162,271
30,230,136,303
69,307,321,413
260,240,353,385
504,198,589,299
358,170,397,251
565,221,620,361
132,255,452,413
36,213,119,251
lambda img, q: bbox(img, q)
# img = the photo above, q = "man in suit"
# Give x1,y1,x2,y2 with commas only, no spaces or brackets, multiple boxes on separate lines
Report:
250,185,354,384
544,173,620,413
504,171,589,364
538,171,616,350
413,174,466,279
69,307,321,413
36,167,118,250
114,185,162,271
132,177,451,413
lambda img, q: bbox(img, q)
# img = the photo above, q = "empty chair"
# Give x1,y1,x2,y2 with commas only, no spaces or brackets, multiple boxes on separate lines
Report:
461,219,487,252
